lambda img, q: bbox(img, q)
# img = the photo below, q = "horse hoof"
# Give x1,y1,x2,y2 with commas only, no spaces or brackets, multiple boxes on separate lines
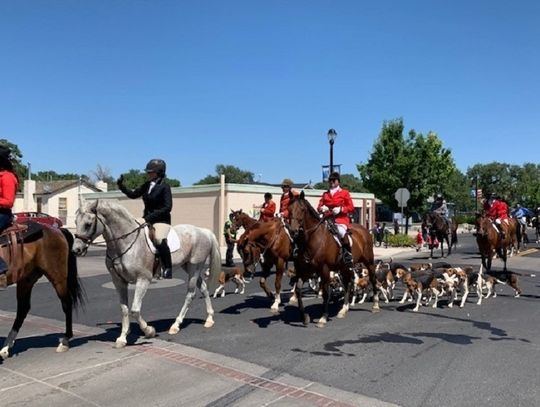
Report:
337,311,347,319
168,325,180,335
0,347,10,359
56,343,69,353
289,297,298,305
316,321,327,328
371,307,380,313
114,339,127,349
270,306,279,314
144,326,156,338
204,320,215,328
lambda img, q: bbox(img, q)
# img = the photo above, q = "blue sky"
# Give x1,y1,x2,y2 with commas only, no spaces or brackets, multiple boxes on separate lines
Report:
1,1,538,186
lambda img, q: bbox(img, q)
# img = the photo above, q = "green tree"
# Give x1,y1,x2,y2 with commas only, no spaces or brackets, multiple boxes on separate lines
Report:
194,164,254,185
467,162,540,208
313,173,368,192
33,170,88,182
357,118,458,215
116,169,180,190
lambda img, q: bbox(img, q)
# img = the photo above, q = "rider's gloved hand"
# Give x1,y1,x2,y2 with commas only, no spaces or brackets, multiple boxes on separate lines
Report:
319,205,329,213
332,206,341,215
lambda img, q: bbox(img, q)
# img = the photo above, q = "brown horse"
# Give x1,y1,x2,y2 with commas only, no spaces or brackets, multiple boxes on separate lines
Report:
474,213,519,271
422,212,458,258
0,225,84,359
230,210,292,313
288,192,378,327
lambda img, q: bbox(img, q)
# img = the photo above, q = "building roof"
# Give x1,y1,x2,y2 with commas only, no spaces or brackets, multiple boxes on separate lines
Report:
35,180,102,195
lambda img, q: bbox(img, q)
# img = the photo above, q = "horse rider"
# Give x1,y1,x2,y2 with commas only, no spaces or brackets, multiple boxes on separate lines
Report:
278,178,299,221
317,171,355,270
511,204,533,228
430,193,448,219
0,145,18,287
258,192,276,222
117,159,174,279
484,193,508,239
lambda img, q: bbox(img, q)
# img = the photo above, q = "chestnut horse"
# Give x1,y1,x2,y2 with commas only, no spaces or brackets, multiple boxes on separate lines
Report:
1,225,84,359
474,213,519,271
422,212,458,258
288,192,378,327
230,210,292,313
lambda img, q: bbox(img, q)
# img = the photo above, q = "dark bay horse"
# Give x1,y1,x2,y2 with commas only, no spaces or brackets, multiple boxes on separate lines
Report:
288,193,378,327
0,225,84,359
422,213,458,258
230,210,292,313
474,213,519,271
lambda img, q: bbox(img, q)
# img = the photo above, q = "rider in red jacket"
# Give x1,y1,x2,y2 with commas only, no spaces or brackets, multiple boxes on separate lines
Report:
317,172,355,269
259,192,276,222
484,193,508,238
0,145,18,287
279,178,299,221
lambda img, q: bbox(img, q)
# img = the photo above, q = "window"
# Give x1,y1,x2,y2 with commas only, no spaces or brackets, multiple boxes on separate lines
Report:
58,198,67,224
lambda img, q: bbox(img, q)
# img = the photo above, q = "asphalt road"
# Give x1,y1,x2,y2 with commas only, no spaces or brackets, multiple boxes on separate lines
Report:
1,234,539,407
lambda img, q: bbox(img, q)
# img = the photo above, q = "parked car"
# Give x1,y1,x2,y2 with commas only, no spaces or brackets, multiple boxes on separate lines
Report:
14,212,63,228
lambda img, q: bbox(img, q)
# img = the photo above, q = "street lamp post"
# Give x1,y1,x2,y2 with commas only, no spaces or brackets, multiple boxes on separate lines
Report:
327,128,337,174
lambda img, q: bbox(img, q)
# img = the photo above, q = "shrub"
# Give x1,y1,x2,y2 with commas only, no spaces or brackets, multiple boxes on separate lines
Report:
386,233,415,247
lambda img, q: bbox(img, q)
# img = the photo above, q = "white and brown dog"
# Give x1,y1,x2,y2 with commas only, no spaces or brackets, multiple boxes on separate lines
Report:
213,266,248,298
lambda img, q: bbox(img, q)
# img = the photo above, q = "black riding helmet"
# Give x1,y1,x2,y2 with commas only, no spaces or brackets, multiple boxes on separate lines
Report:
145,159,166,177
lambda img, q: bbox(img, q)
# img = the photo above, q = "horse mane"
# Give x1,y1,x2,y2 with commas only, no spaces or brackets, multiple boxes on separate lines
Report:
86,199,134,220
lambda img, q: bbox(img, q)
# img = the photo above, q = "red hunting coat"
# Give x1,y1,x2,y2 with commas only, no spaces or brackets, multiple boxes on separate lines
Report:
485,200,508,220
259,200,276,222
0,171,18,209
317,187,354,226
279,190,299,220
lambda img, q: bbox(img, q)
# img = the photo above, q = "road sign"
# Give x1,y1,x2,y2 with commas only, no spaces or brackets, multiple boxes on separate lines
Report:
394,188,410,207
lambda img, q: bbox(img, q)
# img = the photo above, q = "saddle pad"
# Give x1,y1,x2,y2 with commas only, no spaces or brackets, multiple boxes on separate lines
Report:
144,226,181,254
0,221,44,246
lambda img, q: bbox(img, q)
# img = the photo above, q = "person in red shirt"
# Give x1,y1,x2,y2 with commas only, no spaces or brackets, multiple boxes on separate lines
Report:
484,193,509,239
258,192,276,222
317,172,355,269
279,178,299,221
0,145,18,285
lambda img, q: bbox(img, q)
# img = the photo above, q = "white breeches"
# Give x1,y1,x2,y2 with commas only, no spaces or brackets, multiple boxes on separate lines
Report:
336,224,347,238
153,223,171,243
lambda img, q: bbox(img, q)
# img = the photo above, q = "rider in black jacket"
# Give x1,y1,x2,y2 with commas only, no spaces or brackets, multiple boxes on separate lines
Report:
117,159,174,279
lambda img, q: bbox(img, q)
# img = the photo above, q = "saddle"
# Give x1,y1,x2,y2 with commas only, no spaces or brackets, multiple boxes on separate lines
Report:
0,222,44,287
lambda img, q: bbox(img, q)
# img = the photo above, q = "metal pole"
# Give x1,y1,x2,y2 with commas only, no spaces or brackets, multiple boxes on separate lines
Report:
329,140,334,174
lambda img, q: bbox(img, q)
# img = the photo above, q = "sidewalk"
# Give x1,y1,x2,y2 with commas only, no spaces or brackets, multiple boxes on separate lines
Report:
0,311,397,407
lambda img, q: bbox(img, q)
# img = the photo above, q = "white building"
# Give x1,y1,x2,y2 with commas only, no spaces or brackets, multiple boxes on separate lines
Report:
14,179,105,228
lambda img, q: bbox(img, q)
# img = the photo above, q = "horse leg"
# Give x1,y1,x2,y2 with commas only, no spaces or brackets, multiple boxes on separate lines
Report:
337,271,352,319
197,271,215,328
259,260,274,299
295,276,309,326
317,278,331,328
270,258,285,314
169,270,198,334
368,263,380,312
131,277,155,339
111,273,130,348
0,280,35,359
51,277,74,353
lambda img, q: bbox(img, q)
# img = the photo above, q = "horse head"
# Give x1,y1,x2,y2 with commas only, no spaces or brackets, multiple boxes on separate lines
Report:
474,213,490,237
73,200,105,256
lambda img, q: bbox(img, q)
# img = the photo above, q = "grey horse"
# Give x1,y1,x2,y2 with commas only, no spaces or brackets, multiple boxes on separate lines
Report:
73,200,221,348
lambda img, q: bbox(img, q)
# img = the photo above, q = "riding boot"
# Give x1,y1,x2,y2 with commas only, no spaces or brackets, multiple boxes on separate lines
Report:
0,257,7,288
340,238,354,271
157,239,173,279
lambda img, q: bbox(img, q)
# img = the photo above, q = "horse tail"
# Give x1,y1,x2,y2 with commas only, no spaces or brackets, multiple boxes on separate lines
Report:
206,232,222,292
60,228,86,311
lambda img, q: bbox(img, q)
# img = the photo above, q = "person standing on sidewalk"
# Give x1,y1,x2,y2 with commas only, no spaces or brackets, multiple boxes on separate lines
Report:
117,159,173,279
223,214,237,267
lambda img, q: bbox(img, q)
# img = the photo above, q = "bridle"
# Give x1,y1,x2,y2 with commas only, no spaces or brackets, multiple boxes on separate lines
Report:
75,210,147,263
